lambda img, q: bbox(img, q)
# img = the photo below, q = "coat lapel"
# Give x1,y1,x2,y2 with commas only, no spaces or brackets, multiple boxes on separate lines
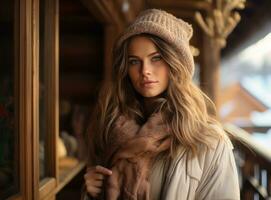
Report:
160,146,186,200
161,146,203,200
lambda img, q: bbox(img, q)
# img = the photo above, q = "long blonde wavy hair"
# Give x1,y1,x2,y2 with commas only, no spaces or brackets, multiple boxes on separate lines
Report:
88,33,224,160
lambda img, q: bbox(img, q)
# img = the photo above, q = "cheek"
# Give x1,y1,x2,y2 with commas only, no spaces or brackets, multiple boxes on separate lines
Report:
128,67,139,85
160,66,170,86
128,69,136,87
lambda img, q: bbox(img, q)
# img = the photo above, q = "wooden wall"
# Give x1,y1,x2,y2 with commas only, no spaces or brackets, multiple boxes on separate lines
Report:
59,0,104,105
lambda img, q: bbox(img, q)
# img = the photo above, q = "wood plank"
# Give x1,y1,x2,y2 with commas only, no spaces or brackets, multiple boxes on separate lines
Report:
60,0,93,17
60,35,103,58
160,8,197,21
42,0,59,196
39,178,56,200
146,0,211,11
59,0,98,29
60,21,102,33
80,0,124,31
114,0,145,24
225,124,271,199
18,0,35,199
55,159,86,193
60,60,103,74
32,0,40,198
60,79,100,97
224,124,271,163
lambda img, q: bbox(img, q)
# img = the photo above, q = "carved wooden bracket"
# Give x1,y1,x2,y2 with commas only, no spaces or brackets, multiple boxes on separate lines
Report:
195,0,246,48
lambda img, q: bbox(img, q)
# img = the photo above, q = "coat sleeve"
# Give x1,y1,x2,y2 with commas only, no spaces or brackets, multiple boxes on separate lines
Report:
195,137,240,200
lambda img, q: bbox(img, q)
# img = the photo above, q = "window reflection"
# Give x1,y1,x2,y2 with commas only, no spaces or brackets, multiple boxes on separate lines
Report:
39,0,47,180
0,0,19,198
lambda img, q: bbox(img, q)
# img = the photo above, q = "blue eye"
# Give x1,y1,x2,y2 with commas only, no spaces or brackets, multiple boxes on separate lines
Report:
152,55,162,62
128,59,140,65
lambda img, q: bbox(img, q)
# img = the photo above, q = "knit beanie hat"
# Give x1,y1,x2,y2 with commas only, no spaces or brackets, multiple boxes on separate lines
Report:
116,8,195,76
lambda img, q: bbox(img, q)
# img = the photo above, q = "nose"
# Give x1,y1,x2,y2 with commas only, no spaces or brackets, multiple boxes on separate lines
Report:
141,61,151,76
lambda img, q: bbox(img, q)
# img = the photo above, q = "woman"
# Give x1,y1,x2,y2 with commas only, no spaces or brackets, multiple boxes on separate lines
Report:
83,9,240,200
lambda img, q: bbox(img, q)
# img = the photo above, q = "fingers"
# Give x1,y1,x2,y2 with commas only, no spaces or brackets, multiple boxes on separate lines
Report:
87,165,112,176
84,165,112,182
85,172,104,181
84,165,112,198
86,185,102,198
94,165,113,176
94,173,104,180
85,174,103,198
86,179,103,187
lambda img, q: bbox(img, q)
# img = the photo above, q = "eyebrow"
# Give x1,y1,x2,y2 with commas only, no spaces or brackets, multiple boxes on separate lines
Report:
128,51,160,58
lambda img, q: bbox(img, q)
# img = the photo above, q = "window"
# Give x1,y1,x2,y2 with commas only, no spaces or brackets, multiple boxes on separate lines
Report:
0,0,19,198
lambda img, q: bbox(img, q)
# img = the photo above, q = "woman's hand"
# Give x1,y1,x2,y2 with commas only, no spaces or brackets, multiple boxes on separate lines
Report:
84,165,112,198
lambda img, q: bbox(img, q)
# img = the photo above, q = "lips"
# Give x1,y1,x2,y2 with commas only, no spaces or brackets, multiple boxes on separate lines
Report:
141,80,158,87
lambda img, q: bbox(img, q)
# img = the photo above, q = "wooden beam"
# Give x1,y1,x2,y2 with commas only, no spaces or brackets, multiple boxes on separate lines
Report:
60,80,100,96
80,0,124,30
146,0,211,11
60,35,103,58
115,0,145,24
44,0,60,181
59,0,89,16
161,8,197,20
115,0,135,24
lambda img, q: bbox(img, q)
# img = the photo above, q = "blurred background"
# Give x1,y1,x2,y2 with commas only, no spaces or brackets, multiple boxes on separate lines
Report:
0,0,270,199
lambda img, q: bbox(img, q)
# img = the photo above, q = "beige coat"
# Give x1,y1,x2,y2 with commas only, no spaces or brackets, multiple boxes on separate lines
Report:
150,136,240,200
83,136,240,200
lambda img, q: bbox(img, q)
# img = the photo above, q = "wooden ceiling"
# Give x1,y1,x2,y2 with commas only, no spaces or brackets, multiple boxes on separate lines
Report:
222,0,271,57
110,0,271,58
69,0,271,58
145,0,271,57
146,0,211,19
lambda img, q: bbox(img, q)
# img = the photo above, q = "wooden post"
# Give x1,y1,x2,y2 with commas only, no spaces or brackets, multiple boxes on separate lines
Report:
200,34,220,107
195,0,245,109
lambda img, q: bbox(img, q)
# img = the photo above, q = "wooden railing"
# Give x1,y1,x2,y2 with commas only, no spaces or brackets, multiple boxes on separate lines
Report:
224,124,271,200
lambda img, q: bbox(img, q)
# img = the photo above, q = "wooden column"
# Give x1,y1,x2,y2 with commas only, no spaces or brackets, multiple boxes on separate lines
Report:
39,0,59,199
200,33,221,107
18,0,36,199
195,0,245,109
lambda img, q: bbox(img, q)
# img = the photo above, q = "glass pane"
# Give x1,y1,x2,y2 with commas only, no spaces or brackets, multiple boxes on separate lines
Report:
39,0,47,180
0,0,19,198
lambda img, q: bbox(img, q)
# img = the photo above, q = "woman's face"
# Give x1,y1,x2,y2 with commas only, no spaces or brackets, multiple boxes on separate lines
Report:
127,36,169,98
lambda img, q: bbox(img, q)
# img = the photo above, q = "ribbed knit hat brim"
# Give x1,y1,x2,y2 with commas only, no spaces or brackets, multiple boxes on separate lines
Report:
116,9,195,76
